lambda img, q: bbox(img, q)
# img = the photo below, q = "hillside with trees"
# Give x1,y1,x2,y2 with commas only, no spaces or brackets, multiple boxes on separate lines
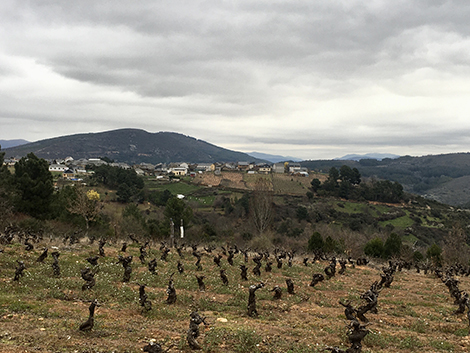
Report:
303,153,470,207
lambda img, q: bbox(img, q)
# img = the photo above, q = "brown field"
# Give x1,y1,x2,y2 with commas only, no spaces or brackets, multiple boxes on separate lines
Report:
193,171,327,195
1,240,469,353
193,172,248,190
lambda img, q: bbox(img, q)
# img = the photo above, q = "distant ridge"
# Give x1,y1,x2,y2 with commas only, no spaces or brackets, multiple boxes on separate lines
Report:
248,152,302,163
2,129,266,164
336,153,400,161
0,139,29,149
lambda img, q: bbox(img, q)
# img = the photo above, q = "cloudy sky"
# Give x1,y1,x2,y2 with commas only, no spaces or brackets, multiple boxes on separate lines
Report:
1,0,470,160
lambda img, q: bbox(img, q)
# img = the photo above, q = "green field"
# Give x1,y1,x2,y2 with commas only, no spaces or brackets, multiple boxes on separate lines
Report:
145,179,201,195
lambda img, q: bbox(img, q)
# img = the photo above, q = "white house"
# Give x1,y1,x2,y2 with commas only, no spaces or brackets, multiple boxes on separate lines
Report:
169,167,188,176
289,163,302,173
49,164,67,172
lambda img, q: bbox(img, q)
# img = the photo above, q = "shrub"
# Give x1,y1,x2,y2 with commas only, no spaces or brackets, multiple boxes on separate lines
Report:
323,235,344,254
296,206,309,221
426,243,443,267
383,233,402,258
364,237,384,258
308,231,324,252
413,250,424,262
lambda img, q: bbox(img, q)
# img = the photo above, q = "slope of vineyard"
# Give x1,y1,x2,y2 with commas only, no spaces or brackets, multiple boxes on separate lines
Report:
0,240,469,353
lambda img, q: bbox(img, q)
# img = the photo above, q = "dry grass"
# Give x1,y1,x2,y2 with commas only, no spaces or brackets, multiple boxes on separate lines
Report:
1,239,469,353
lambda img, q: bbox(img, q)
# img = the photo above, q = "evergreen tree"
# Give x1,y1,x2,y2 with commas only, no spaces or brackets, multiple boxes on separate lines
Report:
163,197,193,235
426,243,443,267
13,153,53,219
310,178,321,192
383,233,402,258
308,231,324,252
364,237,385,258
323,167,340,192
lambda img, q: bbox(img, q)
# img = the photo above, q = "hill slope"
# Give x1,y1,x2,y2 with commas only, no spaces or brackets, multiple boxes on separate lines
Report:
303,153,470,206
2,129,264,164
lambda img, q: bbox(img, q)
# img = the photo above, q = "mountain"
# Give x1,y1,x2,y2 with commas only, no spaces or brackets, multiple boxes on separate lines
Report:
247,152,302,163
0,139,29,149
336,153,400,161
2,129,266,164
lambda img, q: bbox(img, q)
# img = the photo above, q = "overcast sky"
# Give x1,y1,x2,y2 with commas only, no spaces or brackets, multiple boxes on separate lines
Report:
1,0,470,160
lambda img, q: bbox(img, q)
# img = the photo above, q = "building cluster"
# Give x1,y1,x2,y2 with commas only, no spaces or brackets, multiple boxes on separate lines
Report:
4,156,310,180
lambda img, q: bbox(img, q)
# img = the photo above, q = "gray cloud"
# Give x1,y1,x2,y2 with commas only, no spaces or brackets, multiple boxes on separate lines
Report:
1,0,470,159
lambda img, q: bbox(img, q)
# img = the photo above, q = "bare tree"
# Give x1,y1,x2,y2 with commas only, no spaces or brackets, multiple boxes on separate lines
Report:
443,225,470,265
250,177,274,235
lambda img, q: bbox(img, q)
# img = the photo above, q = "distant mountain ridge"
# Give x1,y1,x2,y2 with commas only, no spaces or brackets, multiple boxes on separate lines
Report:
336,153,401,161
2,129,266,164
248,152,302,163
0,139,29,149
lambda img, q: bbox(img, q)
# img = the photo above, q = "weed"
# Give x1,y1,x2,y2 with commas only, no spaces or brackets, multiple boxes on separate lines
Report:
232,328,262,353
8,300,36,313
398,335,423,350
453,328,468,337
363,331,394,349
409,318,429,333
428,339,455,351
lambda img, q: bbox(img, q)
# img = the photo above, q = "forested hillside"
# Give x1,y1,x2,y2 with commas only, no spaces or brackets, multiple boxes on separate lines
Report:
302,153,470,207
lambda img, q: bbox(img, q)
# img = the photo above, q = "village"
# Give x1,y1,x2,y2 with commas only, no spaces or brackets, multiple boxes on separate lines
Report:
4,156,311,181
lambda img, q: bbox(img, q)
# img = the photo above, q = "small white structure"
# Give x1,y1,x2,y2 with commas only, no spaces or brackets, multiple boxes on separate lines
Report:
49,164,67,172
170,167,188,176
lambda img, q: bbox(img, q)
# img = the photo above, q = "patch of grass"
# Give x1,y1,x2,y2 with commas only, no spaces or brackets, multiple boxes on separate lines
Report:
203,327,225,352
146,180,201,195
401,233,420,244
363,331,395,349
187,195,216,206
333,202,367,214
453,328,468,337
398,335,423,350
379,215,414,229
409,318,429,333
428,339,455,351
232,328,262,353
8,300,36,313
203,326,262,353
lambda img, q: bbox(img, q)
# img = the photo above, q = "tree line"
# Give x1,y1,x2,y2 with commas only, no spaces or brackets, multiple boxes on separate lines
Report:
0,151,192,239
310,165,405,203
